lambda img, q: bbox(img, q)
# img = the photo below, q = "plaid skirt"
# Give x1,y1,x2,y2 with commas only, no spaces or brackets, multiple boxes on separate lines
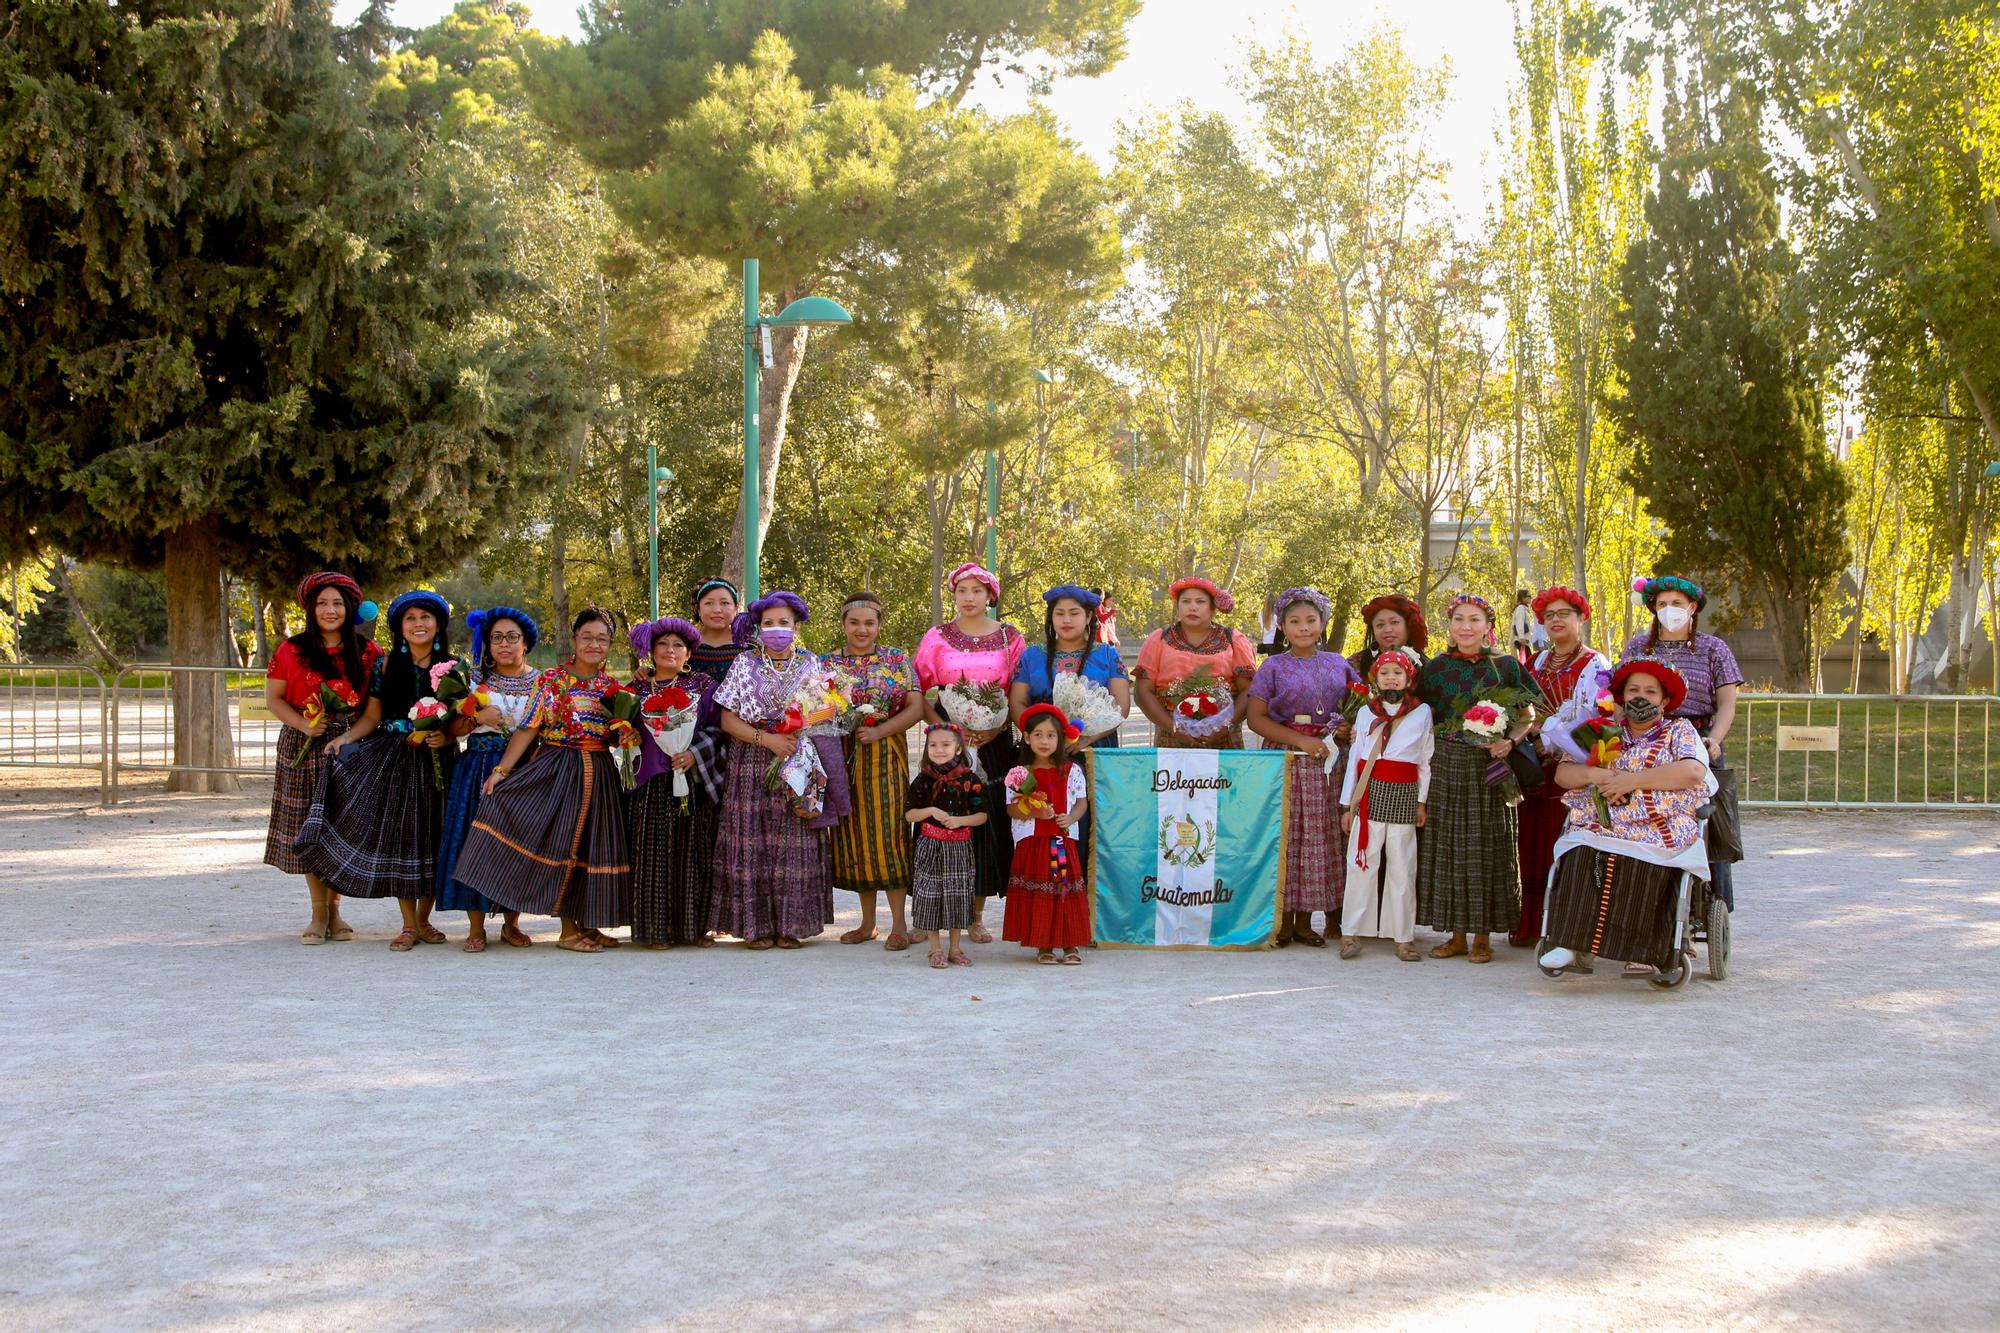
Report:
628,773,718,946
1284,751,1346,913
1544,845,1685,970
292,731,453,899
831,732,911,893
434,735,506,914
910,835,976,931
710,737,834,940
453,744,631,929
1416,737,1520,934
264,713,355,875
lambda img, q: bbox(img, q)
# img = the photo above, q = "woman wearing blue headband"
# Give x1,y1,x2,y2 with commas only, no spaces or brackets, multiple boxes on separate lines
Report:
1009,584,1131,750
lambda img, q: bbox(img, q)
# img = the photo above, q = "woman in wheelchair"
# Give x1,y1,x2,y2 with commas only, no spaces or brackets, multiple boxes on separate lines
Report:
1539,657,1715,976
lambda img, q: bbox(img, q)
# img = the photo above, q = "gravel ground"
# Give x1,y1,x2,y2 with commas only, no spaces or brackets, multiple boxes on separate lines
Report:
1,776,1996,1331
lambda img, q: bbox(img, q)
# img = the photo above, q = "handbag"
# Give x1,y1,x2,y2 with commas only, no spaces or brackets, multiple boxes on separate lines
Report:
1485,657,1546,793
1707,762,1745,863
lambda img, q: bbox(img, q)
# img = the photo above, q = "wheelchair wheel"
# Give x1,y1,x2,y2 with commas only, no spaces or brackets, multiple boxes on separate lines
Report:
1707,899,1730,981
1649,949,1692,990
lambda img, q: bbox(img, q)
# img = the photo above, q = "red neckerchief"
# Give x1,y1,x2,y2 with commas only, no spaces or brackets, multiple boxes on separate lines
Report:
1365,693,1420,724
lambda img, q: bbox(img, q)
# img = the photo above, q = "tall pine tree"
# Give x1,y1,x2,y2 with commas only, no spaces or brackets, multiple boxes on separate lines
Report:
1612,56,1847,689
0,0,580,788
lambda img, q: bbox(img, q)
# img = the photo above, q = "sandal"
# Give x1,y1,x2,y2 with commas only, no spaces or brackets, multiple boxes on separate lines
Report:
1396,942,1422,962
463,933,488,954
301,922,328,946
500,924,533,948
1037,950,1060,966
1468,941,1494,964
389,929,418,952
326,919,354,942
414,922,447,945
968,924,993,945
948,950,972,967
929,950,949,969
1338,936,1362,960
745,938,775,951
584,929,622,949
1060,950,1081,965
776,937,804,950
884,932,910,952
1296,928,1326,948
840,927,878,945
556,934,604,953
1430,937,1468,959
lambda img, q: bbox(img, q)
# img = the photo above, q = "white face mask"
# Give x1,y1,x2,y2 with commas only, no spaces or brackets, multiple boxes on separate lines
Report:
1656,605,1692,633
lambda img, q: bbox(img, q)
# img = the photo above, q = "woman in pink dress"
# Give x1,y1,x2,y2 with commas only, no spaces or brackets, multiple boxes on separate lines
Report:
914,562,1025,943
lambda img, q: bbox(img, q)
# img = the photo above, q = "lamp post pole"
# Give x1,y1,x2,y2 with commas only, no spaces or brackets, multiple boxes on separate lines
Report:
984,445,999,570
647,442,660,619
742,258,762,602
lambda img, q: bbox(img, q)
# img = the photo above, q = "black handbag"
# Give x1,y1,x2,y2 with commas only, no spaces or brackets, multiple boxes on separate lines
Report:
1505,741,1547,793
1707,763,1745,863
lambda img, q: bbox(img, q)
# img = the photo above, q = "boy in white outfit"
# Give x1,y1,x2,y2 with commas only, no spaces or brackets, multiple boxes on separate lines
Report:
1338,649,1434,960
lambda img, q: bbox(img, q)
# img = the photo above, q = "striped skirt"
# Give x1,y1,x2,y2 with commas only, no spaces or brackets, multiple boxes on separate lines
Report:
628,774,718,946
1416,737,1520,934
1544,845,1685,970
1284,750,1346,914
292,731,452,900
973,732,1017,900
710,736,834,941
910,835,976,931
264,713,355,875
453,744,630,929
1515,777,1568,939
434,734,507,914
831,732,912,894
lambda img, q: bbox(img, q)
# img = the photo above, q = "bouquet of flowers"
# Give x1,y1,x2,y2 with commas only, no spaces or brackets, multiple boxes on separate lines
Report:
603,683,644,788
1165,666,1233,740
761,705,827,820
1335,680,1372,726
290,677,363,768
1460,684,1540,808
1051,671,1123,743
926,675,1011,774
428,659,475,717
798,670,849,738
641,686,701,803
1546,668,1623,822
407,698,451,789
1004,764,1051,818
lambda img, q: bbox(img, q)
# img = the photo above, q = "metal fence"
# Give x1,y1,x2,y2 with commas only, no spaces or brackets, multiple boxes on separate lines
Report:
0,663,110,803
1735,693,2000,810
1,671,1997,810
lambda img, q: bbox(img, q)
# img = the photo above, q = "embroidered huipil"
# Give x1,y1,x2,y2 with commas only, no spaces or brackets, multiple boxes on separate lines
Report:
913,623,1025,691
1561,717,1706,852
1528,645,1613,758
824,647,918,717
267,639,383,711
713,650,828,727
468,667,542,740
527,668,625,748
1616,632,1743,724
1247,650,1363,732
1133,624,1256,691
1012,642,1126,703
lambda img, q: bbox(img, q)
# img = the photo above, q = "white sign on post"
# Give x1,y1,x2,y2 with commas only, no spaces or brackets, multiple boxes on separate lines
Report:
1776,725,1840,752
760,325,774,369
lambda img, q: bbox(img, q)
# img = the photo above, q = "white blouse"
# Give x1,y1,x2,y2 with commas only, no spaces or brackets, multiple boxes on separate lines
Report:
1339,702,1436,806
1011,762,1090,841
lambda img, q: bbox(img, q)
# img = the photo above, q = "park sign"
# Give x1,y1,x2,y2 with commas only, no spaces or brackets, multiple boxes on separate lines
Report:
1089,748,1288,949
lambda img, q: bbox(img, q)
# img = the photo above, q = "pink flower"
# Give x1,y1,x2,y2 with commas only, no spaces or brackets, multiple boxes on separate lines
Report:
1463,702,1503,727
409,699,448,722
429,659,459,689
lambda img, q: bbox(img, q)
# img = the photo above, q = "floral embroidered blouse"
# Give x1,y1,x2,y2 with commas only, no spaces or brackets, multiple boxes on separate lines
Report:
1562,717,1707,852
266,638,382,714
714,649,829,729
913,621,1025,692
1012,642,1127,704
1134,624,1256,691
824,647,918,718
526,667,626,748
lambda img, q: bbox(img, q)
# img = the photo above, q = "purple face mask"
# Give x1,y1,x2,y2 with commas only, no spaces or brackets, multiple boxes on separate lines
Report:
761,627,796,653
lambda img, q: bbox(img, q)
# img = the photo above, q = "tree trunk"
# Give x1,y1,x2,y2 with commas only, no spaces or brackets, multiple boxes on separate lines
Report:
164,519,239,794
52,557,123,672
1763,582,1813,692
722,324,812,590
549,507,572,662
250,582,271,669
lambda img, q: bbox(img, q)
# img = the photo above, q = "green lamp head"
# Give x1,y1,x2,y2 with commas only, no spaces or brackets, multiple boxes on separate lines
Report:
768,296,853,329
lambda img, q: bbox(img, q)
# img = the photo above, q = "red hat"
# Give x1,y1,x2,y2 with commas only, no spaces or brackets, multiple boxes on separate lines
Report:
296,571,361,613
1017,703,1082,743
1367,647,1421,683
1359,593,1429,652
1167,576,1236,615
1611,657,1688,715
1532,585,1592,623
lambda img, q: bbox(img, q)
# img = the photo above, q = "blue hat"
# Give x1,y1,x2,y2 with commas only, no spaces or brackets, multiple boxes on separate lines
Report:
467,606,538,665
386,589,450,636
1042,584,1102,613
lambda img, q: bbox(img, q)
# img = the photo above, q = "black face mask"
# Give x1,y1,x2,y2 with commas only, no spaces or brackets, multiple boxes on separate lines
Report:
1380,688,1406,704
1623,696,1661,724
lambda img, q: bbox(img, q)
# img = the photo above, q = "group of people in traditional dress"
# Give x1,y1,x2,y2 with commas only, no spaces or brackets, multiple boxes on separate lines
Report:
263,563,1742,974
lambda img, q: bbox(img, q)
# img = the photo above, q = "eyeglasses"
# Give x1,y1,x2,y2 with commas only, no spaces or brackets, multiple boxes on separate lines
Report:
488,632,525,644
574,634,612,647
1541,609,1579,622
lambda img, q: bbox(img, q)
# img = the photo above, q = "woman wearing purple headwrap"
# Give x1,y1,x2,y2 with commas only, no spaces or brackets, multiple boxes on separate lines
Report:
626,616,726,947
710,591,837,948
1245,587,1363,946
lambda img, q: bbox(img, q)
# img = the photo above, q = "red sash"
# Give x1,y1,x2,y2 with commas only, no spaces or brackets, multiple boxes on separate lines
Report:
1350,757,1420,868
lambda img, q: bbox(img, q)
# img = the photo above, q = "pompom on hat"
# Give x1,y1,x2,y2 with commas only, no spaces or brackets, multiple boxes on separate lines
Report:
1017,702,1083,743
1636,574,1706,611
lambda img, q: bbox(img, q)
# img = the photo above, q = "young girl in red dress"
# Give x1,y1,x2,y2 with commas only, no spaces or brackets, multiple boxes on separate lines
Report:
1001,704,1092,964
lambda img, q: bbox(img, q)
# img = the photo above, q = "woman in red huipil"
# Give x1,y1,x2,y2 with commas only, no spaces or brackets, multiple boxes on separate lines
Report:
1514,586,1612,947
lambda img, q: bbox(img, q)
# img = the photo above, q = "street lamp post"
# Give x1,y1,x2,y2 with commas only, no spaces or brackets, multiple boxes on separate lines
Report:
740,259,853,601
646,449,674,619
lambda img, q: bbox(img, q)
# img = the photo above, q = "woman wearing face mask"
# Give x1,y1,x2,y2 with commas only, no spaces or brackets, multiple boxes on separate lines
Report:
1348,593,1430,680
264,572,382,944
1621,576,1743,909
1413,593,1535,964
1133,576,1257,748
294,589,458,951
914,564,1026,943
1512,587,1612,949
711,591,837,949
1538,657,1715,978
453,608,636,953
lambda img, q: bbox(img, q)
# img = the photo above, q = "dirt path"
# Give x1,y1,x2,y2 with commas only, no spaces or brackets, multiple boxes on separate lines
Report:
2,778,1995,1329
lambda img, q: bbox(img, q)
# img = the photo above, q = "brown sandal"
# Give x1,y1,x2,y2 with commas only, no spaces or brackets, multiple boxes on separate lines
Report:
776,937,804,950
301,922,328,946
1396,942,1422,962
1468,937,1494,964
1430,936,1468,959
414,923,447,945
584,929,622,949
1338,936,1362,960
840,927,878,944
884,932,911,952
326,921,354,942
389,929,418,952
463,933,488,953
501,925,533,948
556,934,604,953
745,938,775,951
